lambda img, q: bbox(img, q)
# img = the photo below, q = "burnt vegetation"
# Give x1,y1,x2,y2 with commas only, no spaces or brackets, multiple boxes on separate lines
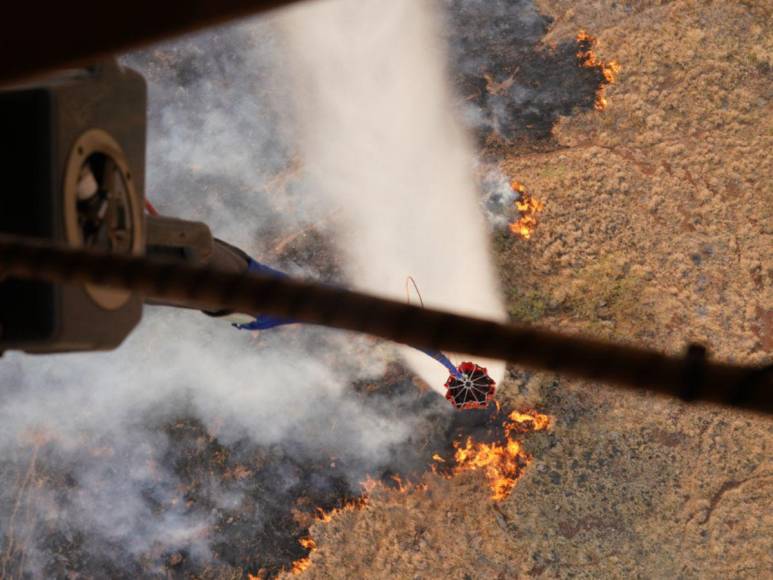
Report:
0,364,543,578
445,0,614,144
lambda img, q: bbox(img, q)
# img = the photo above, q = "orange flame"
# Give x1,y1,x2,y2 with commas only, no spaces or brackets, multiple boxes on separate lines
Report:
507,409,551,432
509,181,544,239
288,537,318,575
576,30,620,111
288,490,374,574
299,537,317,550
290,557,312,575
314,495,368,524
452,409,550,501
288,408,551,574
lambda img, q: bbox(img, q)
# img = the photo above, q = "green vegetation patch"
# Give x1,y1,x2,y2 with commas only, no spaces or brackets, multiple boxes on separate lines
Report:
507,288,549,323
566,256,646,331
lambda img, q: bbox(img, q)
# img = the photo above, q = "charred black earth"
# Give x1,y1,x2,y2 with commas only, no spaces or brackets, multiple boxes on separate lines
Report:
445,0,613,143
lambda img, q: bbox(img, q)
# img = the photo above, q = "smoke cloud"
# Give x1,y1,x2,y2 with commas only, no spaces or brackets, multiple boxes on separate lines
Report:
0,1,523,576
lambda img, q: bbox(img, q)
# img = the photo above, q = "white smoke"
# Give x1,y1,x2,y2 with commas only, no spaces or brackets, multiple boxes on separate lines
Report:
481,165,521,229
0,0,509,574
278,0,506,391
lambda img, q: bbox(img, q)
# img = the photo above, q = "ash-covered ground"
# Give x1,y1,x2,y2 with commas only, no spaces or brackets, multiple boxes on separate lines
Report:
444,0,613,144
1,0,771,579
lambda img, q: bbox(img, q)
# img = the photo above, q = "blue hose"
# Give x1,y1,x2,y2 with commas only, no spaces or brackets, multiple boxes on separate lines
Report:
234,258,461,378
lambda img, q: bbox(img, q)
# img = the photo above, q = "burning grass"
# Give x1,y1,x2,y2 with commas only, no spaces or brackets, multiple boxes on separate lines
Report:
450,408,550,501
286,407,551,575
509,181,545,240
576,31,621,111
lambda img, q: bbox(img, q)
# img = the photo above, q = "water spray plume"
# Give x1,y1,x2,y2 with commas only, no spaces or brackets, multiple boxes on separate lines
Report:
279,0,507,391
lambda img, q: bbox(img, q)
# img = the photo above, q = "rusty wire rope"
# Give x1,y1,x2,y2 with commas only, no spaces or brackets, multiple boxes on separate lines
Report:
0,234,770,415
